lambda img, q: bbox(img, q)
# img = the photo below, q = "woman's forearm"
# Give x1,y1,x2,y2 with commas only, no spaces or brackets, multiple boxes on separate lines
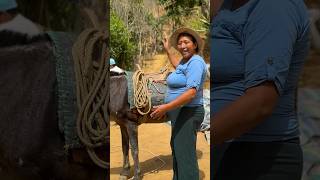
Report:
211,82,279,145
150,88,197,119
166,50,180,68
166,88,197,111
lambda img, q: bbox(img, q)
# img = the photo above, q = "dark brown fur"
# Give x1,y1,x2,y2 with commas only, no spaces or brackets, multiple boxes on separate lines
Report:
109,74,141,180
0,31,106,180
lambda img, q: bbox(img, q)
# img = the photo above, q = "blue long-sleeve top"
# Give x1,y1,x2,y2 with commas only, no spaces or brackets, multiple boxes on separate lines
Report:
211,0,310,141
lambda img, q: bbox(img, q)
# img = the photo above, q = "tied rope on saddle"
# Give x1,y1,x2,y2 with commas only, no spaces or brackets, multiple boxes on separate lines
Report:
73,28,109,169
132,64,169,124
72,9,109,168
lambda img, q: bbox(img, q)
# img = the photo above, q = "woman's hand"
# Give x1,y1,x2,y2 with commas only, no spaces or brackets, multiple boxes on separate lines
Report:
162,33,170,52
150,104,169,119
162,33,180,68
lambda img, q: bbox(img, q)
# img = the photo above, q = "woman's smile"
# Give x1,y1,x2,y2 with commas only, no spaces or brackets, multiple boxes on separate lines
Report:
177,36,197,60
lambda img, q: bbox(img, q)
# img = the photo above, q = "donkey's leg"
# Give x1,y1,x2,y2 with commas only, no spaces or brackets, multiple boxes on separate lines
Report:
119,124,130,179
127,121,141,180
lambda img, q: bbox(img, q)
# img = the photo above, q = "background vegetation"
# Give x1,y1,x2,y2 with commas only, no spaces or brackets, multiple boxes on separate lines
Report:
15,0,210,69
111,0,210,70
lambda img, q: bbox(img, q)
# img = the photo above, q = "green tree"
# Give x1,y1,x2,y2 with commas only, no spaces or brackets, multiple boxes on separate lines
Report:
16,0,78,31
110,12,136,70
111,0,164,66
158,0,209,29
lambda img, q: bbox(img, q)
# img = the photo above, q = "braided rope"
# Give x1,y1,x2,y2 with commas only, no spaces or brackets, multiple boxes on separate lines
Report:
132,68,152,115
72,28,109,169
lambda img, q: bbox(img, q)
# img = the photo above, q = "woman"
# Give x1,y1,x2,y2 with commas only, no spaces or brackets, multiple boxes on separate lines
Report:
150,28,207,180
211,0,310,179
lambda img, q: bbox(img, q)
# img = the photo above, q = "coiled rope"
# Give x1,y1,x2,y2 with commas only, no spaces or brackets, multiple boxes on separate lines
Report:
132,64,169,119
72,28,109,169
132,67,152,115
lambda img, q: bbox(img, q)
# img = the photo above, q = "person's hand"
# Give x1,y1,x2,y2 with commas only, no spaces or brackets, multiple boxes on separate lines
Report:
162,33,170,52
150,104,169,119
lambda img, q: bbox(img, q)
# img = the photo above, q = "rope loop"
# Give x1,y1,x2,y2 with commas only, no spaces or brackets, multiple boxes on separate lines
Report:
132,69,152,115
72,27,109,169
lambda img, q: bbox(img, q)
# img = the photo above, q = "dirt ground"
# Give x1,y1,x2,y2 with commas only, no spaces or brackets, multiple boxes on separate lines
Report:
110,54,210,179
110,122,210,180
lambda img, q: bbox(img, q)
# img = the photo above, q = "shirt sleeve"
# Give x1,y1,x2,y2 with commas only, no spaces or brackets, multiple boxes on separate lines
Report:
243,0,301,95
185,58,206,91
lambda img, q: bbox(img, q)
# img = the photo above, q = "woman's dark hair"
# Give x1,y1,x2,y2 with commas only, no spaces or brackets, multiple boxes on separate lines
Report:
177,32,199,52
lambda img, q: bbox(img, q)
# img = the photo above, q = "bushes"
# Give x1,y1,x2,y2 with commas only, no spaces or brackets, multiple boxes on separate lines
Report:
110,12,136,70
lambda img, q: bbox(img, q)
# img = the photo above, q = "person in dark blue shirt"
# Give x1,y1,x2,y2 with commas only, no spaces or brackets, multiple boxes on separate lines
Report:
211,0,310,179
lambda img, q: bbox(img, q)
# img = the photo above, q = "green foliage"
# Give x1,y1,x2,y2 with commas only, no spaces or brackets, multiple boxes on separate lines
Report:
158,0,209,30
110,12,136,70
158,0,202,18
16,0,78,31
111,0,164,64
184,7,210,33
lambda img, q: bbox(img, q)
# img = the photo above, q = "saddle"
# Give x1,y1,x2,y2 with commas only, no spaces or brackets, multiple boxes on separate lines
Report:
127,66,171,124
47,31,81,149
144,65,169,83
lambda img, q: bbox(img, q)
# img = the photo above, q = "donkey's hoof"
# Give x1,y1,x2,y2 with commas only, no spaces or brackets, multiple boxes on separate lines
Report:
119,175,128,180
131,175,142,180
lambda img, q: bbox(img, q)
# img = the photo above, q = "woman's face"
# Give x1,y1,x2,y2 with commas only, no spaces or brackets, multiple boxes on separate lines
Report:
177,35,197,60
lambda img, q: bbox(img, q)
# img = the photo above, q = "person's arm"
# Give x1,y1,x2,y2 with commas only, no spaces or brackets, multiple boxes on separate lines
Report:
212,82,278,144
163,35,180,68
150,88,196,119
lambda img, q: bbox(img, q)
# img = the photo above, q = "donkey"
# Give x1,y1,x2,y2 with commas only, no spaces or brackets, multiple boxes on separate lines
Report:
109,67,174,180
109,72,141,180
